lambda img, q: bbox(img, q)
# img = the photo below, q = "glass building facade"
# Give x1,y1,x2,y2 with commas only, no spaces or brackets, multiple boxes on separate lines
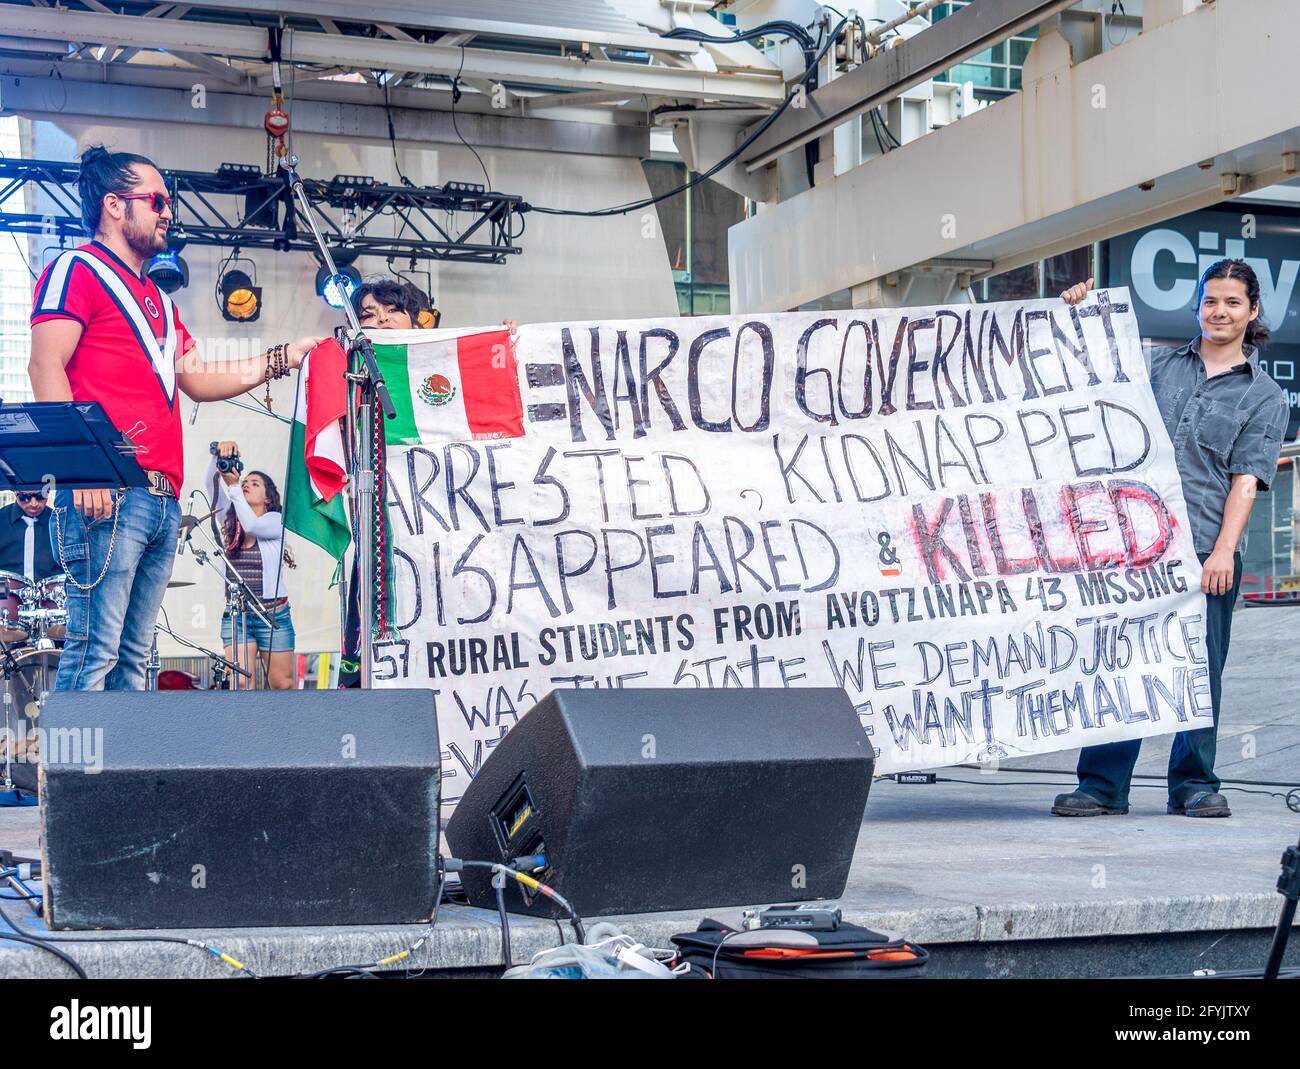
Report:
0,116,33,403
931,1,1039,93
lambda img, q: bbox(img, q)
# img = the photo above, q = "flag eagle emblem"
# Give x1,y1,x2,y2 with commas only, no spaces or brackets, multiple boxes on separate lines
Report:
419,373,456,407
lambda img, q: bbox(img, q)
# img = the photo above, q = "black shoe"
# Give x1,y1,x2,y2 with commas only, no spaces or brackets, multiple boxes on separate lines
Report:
1167,791,1231,818
1051,790,1129,816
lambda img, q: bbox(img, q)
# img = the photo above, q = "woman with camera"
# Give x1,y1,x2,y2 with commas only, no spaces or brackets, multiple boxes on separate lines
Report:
209,442,296,689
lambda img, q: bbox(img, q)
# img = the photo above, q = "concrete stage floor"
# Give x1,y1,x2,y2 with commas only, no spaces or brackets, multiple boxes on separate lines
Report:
2,607,1298,979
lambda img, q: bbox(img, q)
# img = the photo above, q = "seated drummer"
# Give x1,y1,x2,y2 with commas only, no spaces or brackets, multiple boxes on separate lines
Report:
0,488,58,582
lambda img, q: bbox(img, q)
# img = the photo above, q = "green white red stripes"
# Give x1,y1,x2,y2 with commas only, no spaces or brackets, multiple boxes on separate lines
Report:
370,329,524,445
284,341,350,561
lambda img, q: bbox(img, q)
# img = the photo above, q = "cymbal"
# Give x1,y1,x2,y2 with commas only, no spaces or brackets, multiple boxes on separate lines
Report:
166,580,195,590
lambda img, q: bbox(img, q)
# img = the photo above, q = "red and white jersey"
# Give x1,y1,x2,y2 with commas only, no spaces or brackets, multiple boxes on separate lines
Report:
31,241,195,496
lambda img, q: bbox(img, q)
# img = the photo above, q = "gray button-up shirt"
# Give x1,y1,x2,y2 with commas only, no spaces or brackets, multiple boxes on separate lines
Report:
1151,337,1290,555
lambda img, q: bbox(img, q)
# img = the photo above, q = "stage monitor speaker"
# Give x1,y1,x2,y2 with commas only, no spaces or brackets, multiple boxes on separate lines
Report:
445,687,873,918
40,689,440,930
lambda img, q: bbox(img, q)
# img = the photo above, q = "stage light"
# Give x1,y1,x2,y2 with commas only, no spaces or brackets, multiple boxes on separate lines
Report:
166,225,189,252
146,249,189,293
315,263,361,309
315,247,361,310
219,266,261,322
218,162,261,178
325,174,378,208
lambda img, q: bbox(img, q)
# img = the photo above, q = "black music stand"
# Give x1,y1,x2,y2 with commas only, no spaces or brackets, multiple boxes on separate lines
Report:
0,401,150,491
0,402,148,805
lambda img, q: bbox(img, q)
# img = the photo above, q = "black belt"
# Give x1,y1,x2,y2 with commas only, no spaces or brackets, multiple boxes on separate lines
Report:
141,470,176,498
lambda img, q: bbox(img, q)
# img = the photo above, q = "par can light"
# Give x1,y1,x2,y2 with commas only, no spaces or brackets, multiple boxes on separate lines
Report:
219,267,261,322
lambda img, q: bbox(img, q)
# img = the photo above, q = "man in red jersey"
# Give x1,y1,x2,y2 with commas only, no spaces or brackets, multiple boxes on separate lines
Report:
29,145,326,691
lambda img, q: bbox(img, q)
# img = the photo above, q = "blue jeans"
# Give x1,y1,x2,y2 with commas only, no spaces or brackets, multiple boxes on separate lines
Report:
49,487,180,691
1075,552,1242,808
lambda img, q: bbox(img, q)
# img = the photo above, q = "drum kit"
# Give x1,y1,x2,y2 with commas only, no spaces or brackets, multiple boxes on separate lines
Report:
0,570,250,798
1,492,268,797
0,569,67,794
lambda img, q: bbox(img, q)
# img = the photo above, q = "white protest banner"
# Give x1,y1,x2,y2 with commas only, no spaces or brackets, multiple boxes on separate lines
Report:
370,290,1209,813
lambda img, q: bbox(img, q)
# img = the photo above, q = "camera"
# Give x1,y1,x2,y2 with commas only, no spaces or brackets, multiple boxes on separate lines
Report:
210,441,244,474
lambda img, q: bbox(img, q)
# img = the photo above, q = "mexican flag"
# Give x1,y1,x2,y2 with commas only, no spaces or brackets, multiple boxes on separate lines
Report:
370,329,525,445
285,339,351,560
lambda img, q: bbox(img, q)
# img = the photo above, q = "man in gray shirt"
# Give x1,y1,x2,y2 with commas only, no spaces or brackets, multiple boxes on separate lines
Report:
1053,259,1290,819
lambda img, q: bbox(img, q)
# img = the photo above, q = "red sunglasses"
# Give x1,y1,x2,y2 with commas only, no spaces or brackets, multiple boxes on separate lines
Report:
115,191,172,214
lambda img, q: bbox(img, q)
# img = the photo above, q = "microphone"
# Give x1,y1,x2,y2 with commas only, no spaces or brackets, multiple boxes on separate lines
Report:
177,493,219,555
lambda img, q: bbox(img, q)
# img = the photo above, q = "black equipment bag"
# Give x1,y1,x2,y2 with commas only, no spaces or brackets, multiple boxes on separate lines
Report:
671,915,929,979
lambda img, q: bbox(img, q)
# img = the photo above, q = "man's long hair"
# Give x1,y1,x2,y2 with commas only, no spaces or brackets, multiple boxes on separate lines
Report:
1196,258,1271,349
77,144,157,235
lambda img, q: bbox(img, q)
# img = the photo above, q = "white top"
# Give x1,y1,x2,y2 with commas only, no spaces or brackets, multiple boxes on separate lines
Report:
22,516,35,581
208,459,289,601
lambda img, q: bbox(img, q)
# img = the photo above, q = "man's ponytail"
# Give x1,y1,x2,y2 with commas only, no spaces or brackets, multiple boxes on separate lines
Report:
76,144,157,235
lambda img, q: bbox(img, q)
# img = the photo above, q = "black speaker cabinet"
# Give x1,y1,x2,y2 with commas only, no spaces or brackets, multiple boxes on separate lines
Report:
40,689,440,930
445,687,873,918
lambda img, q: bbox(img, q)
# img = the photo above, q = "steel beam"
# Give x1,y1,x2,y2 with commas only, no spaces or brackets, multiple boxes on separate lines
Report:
181,0,702,56
727,0,1300,312
172,50,249,86
1,7,781,104
0,73,650,159
741,0,1076,171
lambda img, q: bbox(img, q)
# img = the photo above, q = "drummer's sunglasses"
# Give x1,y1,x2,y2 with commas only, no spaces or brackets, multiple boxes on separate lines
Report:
15,492,42,503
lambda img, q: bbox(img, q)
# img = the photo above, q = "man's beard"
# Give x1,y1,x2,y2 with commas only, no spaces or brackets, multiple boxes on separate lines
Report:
123,205,167,259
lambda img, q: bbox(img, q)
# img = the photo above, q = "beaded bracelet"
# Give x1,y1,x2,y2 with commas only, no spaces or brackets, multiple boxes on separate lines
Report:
263,342,289,410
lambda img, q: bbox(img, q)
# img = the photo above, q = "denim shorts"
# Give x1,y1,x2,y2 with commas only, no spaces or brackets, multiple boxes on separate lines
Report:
221,601,295,653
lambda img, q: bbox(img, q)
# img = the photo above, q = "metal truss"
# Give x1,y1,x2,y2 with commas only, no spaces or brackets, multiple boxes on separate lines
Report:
0,157,524,264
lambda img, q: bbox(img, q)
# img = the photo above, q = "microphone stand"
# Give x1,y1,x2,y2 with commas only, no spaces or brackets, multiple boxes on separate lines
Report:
153,618,250,689
279,154,395,689
190,397,294,427
222,397,294,425
0,639,20,793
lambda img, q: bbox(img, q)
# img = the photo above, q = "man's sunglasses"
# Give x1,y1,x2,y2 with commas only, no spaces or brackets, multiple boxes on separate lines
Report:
15,493,43,503
115,191,172,214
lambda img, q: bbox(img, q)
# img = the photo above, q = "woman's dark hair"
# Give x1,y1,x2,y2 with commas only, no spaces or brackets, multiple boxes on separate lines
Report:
351,276,430,325
77,145,158,235
1195,258,1271,349
223,470,296,569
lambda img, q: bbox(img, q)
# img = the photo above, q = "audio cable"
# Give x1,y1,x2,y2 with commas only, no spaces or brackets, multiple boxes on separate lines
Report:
0,896,256,978
294,870,447,979
450,857,587,946
524,17,848,218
